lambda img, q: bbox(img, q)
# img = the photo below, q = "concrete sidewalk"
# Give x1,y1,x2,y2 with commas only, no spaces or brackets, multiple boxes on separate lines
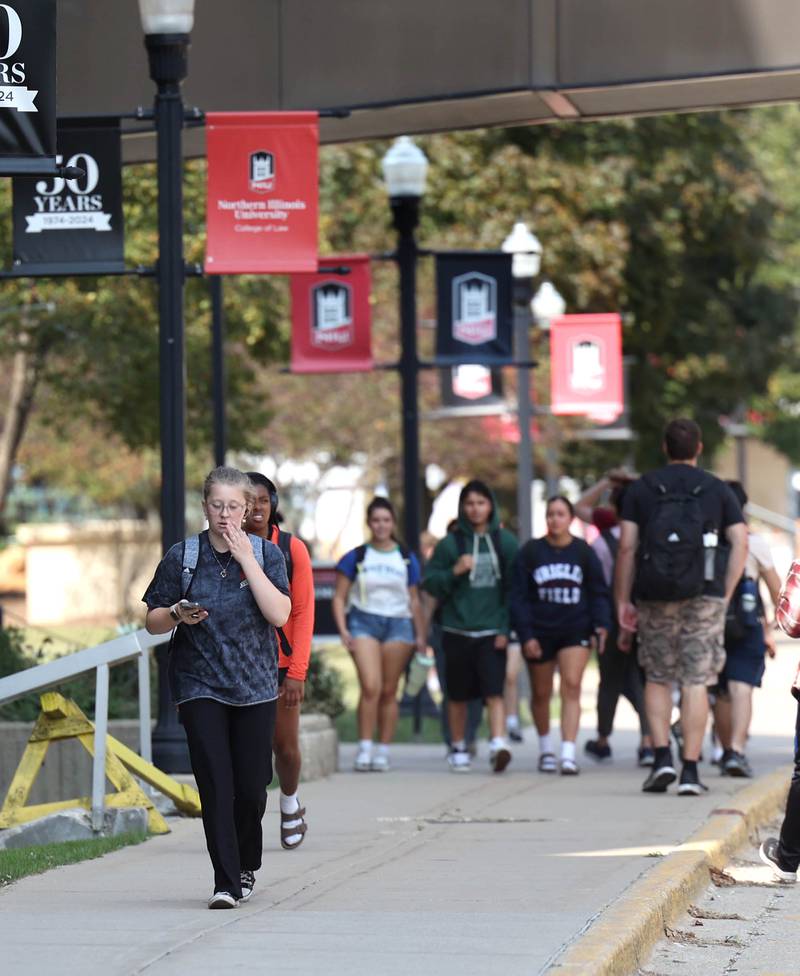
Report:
1,642,798,976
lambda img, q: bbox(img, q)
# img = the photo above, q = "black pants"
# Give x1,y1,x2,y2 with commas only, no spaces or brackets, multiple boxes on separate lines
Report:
778,698,800,871
597,630,649,739
180,698,277,898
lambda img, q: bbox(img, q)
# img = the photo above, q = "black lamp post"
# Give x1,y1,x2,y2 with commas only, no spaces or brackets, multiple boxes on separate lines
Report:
381,137,429,554
138,0,195,772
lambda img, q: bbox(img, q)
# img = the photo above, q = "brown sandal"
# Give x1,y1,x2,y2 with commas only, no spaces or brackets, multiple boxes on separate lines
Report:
280,805,307,850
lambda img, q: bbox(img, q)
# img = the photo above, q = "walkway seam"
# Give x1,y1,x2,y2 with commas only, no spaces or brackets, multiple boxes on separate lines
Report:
548,764,791,975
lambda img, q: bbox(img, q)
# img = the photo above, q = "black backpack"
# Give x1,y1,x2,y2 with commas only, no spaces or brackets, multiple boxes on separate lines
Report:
635,472,708,602
276,528,293,583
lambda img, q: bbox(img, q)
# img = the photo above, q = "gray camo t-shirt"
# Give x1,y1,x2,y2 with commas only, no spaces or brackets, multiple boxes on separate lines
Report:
142,531,290,706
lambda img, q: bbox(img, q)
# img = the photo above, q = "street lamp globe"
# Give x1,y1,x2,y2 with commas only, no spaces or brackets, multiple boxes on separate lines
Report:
381,136,429,199
531,280,566,328
138,0,195,34
502,221,542,280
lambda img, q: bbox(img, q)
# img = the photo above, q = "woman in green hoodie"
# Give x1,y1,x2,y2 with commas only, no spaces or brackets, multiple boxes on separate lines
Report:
423,480,519,773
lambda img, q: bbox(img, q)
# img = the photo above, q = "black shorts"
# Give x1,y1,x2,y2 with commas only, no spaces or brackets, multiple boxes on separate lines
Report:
530,632,593,665
442,631,507,701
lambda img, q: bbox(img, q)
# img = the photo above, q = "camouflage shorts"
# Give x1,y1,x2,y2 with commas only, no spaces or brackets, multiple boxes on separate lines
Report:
637,596,726,686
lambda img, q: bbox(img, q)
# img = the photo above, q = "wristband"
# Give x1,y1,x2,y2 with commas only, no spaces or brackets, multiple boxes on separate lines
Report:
169,605,180,622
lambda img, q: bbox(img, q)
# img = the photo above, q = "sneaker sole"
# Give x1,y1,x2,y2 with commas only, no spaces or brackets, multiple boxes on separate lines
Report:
491,748,511,773
642,766,677,793
560,764,580,776
724,764,750,778
238,890,253,903
448,765,471,773
208,897,238,909
759,845,798,882
677,782,703,796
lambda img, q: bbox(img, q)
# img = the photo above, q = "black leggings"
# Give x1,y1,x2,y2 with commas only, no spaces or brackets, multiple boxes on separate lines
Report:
778,698,800,871
597,631,649,740
180,697,277,898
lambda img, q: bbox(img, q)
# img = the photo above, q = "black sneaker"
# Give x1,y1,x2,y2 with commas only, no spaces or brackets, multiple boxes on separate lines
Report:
718,748,734,774
508,727,524,743
677,764,708,796
759,838,798,882
723,751,752,778
637,747,655,768
584,739,612,761
642,762,677,793
239,870,255,902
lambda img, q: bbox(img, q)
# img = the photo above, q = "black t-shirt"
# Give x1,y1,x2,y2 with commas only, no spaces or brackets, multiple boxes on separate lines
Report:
620,464,744,598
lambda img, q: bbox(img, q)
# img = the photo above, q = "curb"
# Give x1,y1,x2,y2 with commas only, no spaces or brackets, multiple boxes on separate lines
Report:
549,764,792,975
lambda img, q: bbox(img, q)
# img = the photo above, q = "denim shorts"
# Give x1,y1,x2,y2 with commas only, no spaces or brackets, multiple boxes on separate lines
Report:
347,606,415,644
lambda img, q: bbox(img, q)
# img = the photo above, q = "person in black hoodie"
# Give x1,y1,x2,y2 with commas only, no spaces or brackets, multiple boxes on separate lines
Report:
511,496,611,775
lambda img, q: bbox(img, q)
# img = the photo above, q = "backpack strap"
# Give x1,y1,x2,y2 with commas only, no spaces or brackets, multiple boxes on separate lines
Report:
181,535,201,597
353,544,368,603
276,529,294,584
253,534,293,659
397,542,414,586
490,527,506,587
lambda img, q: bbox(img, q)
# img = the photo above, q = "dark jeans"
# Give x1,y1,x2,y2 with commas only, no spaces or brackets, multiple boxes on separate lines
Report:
597,630,649,740
431,622,482,747
180,697,277,898
778,698,800,871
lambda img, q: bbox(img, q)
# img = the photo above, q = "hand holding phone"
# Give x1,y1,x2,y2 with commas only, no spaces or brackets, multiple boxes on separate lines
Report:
179,599,208,619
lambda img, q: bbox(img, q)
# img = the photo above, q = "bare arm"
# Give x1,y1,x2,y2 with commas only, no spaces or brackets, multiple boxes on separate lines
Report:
575,476,611,524
614,519,639,631
145,601,208,635
331,572,354,651
723,523,748,604
225,525,291,626
408,585,427,654
761,566,782,612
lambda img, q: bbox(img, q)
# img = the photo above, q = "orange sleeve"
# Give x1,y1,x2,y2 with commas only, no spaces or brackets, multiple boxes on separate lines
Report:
281,535,315,680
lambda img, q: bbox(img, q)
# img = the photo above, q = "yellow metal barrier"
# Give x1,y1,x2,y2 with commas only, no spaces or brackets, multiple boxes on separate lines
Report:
0,693,201,833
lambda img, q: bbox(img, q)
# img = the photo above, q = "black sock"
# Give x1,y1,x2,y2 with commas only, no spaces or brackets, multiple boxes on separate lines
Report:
682,759,698,775
654,746,672,768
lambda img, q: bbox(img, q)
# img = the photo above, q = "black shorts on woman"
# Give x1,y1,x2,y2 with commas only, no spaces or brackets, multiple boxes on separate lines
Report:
530,632,594,664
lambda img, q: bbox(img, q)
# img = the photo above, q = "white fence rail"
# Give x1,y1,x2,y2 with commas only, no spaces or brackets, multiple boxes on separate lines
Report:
0,628,169,830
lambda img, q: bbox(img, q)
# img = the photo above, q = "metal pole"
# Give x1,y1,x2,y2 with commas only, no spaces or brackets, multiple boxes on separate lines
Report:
210,275,227,468
392,196,421,554
514,279,534,541
145,32,192,773
91,663,110,832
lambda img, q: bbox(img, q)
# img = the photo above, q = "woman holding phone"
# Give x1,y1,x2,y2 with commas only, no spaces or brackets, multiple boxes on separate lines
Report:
143,466,290,910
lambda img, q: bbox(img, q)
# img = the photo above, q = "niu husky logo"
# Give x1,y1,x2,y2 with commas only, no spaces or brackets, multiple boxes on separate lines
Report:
570,339,605,392
249,151,275,193
452,272,497,345
311,281,353,349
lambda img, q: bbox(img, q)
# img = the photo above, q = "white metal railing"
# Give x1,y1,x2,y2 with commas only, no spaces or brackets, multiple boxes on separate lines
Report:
0,628,169,831
746,501,797,536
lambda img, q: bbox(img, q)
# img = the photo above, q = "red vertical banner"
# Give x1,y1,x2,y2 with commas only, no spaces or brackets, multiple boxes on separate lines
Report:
290,255,373,373
550,314,623,423
205,111,318,274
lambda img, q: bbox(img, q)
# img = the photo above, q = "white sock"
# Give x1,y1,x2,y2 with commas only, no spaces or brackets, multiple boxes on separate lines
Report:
490,736,507,751
452,739,466,752
280,790,304,847
506,714,520,731
358,739,372,754
539,733,553,756
561,741,576,762
376,743,389,758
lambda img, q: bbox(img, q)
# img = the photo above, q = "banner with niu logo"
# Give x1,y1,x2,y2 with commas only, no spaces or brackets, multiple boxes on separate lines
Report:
435,252,513,364
290,255,373,373
12,118,124,272
205,111,318,274
550,313,623,423
0,1,56,159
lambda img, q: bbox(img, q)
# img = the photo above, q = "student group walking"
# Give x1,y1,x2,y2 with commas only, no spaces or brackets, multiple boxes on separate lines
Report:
142,416,796,907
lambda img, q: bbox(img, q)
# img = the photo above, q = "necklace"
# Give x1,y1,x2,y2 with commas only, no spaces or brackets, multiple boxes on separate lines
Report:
210,547,234,578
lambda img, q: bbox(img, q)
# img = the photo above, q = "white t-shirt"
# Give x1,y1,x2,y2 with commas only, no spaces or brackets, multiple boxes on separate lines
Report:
746,531,774,580
336,545,421,619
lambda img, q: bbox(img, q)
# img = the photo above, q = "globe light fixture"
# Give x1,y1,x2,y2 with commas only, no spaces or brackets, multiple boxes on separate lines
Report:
532,280,566,328
381,136,429,199
502,221,542,280
138,0,195,35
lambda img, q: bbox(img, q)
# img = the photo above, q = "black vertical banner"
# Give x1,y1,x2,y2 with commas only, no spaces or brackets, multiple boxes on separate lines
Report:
0,1,57,159
12,119,125,273
435,252,513,364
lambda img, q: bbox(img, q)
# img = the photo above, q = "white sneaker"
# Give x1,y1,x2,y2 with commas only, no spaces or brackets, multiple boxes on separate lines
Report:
371,753,390,772
448,748,471,772
208,891,238,909
354,748,372,771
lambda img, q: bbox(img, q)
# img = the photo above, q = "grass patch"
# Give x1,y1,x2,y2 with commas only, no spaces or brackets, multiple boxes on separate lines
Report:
0,830,148,887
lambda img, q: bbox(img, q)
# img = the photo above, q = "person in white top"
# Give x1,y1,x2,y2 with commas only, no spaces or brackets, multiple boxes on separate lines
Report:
331,498,426,772
713,481,782,777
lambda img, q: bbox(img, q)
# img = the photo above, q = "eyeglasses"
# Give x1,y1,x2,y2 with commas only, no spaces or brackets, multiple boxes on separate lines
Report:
206,500,246,515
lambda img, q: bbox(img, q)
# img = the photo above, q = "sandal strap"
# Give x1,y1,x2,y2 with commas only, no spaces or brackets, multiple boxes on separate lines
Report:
281,806,306,824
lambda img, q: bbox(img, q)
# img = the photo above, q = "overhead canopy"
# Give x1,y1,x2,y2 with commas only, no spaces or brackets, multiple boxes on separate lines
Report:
57,0,800,161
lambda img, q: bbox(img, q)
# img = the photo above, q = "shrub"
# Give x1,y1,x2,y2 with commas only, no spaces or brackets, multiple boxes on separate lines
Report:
303,653,346,720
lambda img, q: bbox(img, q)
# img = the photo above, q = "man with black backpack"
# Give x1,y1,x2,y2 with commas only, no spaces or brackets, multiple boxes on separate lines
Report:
615,419,747,795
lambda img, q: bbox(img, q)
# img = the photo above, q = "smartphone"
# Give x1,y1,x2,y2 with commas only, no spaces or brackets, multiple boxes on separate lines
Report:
179,599,208,618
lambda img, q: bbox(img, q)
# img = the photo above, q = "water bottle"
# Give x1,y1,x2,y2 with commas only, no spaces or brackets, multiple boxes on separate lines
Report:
405,652,433,697
703,528,718,582
739,577,759,627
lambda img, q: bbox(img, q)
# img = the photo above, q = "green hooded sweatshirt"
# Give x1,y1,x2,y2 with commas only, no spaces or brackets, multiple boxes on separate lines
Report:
422,491,518,635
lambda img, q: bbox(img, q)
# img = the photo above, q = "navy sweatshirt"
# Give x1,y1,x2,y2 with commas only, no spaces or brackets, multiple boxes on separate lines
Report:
510,536,612,643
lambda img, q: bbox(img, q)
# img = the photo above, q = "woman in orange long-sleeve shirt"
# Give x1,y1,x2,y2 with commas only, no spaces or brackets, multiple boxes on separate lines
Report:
245,473,314,850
